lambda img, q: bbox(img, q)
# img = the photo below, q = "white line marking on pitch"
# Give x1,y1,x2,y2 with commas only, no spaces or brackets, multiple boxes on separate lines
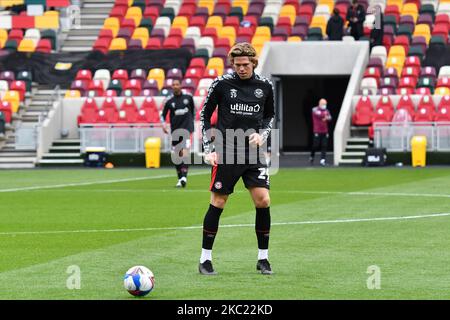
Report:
0,171,209,193
25,188,450,199
0,212,448,236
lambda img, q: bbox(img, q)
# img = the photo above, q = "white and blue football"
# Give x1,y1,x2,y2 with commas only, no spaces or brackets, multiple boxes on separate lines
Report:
123,265,155,297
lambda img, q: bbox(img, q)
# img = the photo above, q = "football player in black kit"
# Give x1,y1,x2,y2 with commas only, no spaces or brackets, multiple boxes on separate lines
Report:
161,79,195,188
198,43,275,275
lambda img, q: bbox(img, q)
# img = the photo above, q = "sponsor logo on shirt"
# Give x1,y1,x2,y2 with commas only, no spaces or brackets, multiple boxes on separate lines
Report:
183,99,189,105
174,107,189,116
230,89,237,99
230,103,261,115
214,181,222,189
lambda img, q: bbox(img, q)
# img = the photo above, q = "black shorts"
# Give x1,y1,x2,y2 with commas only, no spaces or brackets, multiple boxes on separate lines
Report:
209,164,270,195
171,134,191,149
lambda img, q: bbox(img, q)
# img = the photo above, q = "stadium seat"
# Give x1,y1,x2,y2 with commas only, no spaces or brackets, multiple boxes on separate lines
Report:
98,97,119,123
18,39,36,52
107,79,123,95
396,95,416,114
93,69,111,90
71,80,89,96
0,101,12,123
88,80,105,96
435,87,450,96
112,69,129,87
129,69,146,84
77,98,99,124
10,81,26,101
376,95,395,112
117,97,139,123
109,38,128,51
414,106,435,122
65,90,81,99
36,39,52,53
417,95,436,112
148,68,165,91
137,96,160,122
124,79,142,96
352,96,374,126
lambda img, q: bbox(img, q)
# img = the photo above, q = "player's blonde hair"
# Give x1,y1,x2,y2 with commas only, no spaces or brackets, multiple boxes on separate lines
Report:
228,42,258,68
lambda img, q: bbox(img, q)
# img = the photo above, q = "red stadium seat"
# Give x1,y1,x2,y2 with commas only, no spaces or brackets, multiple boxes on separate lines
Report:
112,69,129,86
77,98,99,124
124,79,142,96
396,95,415,115
88,80,105,96
437,77,450,89
375,95,394,112
137,97,160,123
146,38,162,49
10,80,26,101
417,95,436,112
434,96,450,122
414,107,434,122
36,39,52,53
76,69,92,81
117,97,139,123
352,96,374,126
163,36,182,48
0,101,12,123
98,97,119,123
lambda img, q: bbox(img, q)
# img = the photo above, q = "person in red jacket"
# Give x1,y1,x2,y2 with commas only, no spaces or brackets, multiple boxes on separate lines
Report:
310,99,332,166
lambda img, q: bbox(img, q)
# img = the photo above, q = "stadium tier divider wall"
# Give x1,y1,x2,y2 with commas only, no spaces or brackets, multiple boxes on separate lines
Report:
37,96,207,160
256,41,370,165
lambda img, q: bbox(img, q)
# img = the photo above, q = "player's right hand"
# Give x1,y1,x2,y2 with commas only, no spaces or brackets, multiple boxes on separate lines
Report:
162,124,169,134
204,152,218,166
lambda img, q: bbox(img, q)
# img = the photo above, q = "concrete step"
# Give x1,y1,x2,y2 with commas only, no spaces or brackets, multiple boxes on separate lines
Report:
80,14,109,19
347,137,370,144
28,100,50,106
66,36,98,41
346,145,369,151
342,151,366,157
0,152,37,157
54,139,81,145
68,29,101,37
339,158,363,166
42,153,82,158
0,163,35,168
84,3,114,8
61,39,94,46
61,46,94,52
0,157,36,163
80,18,105,26
82,7,111,14
38,159,84,165
49,146,81,152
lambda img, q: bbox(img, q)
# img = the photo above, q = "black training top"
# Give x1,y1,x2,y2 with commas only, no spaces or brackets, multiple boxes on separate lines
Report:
161,93,195,133
200,72,275,157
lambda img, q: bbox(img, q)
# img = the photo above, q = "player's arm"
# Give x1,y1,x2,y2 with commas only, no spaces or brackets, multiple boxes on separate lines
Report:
160,99,170,133
200,79,220,165
189,96,195,117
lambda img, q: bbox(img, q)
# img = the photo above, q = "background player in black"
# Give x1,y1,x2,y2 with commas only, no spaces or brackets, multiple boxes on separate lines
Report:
161,79,195,188
198,43,275,275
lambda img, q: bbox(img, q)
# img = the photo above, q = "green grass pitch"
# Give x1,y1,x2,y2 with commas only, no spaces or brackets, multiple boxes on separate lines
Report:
0,167,450,299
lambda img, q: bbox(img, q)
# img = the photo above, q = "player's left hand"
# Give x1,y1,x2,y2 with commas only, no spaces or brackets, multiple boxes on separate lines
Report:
249,133,263,147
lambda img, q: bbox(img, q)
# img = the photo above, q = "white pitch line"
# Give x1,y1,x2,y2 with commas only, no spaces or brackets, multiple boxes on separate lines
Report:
29,188,450,199
0,171,209,193
0,212,449,236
